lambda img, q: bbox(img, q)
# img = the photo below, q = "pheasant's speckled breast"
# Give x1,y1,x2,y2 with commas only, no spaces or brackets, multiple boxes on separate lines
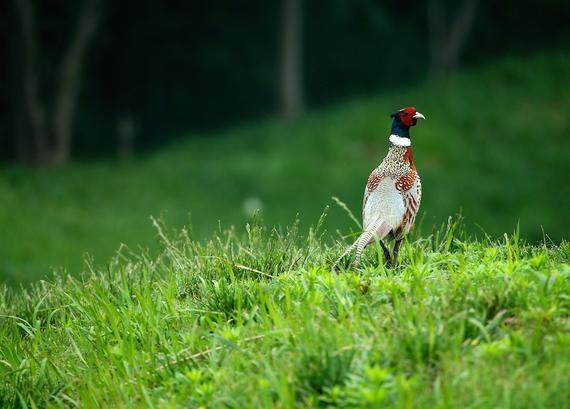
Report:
362,145,422,240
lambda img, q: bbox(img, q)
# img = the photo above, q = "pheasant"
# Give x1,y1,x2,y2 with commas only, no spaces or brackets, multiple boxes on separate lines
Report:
336,107,425,268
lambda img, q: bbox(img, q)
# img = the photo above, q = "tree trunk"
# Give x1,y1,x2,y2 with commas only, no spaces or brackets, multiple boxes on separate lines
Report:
10,4,27,163
428,0,445,79
12,0,100,166
444,0,477,74
279,0,303,120
428,0,477,80
14,0,48,163
51,0,101,165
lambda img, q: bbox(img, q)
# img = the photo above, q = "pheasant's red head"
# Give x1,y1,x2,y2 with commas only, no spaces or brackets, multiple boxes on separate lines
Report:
390,107,425,127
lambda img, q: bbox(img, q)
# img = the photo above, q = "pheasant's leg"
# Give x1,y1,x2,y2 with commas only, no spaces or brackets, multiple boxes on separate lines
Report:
392,239,403,267
379,240,392,266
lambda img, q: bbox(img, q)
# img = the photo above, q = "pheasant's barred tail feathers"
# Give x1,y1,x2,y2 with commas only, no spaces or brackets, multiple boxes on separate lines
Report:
354,231,374,265
352,218,391,266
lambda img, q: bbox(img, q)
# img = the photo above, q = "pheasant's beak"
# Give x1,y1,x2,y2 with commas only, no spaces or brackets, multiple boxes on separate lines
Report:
413,112,426,120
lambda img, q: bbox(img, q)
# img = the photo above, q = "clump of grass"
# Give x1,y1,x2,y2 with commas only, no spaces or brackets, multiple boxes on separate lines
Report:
0,216,569,407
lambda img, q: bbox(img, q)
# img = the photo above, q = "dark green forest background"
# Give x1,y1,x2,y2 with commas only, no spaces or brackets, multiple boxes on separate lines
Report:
0,0,569,284
1,0,569,159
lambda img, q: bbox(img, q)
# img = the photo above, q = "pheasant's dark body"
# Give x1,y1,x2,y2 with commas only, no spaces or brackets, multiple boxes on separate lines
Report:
338,106,425,267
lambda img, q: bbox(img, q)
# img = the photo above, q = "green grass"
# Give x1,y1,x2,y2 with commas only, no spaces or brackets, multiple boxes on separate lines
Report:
0,216,569,407
1,48,569,285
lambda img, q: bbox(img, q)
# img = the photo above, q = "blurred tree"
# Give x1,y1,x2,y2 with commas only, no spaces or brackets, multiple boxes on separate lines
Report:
428,0,477,79
12,0,100,165
279,0,304,120
1,0,569,163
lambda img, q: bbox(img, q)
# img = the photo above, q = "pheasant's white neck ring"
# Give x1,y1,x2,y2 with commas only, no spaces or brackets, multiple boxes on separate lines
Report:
389,134,411,147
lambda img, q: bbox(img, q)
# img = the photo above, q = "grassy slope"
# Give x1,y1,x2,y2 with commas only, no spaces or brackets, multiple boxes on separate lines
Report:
0,219,569,407
1,49,569,286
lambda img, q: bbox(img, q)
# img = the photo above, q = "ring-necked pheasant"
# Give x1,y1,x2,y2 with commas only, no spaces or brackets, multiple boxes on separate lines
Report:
336,107,425,268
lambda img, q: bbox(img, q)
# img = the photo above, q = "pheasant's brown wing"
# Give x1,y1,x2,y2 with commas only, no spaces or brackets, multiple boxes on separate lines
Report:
362,170,382,221
393,170,422,239
362,170,406,236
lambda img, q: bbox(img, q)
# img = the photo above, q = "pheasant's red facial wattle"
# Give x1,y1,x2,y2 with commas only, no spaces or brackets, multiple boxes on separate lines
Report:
398,107,417,127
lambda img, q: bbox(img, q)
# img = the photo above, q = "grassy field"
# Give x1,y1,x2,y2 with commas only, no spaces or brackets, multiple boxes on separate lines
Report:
0,216,568,407
1,49,569,285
